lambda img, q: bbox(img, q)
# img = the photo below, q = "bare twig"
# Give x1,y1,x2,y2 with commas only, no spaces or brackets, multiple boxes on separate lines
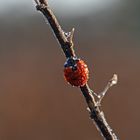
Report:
34,0,119,140
97,74,118,105
35,0,75,58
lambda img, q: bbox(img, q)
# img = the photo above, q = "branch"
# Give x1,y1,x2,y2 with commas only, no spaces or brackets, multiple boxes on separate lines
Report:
35,0,75,58
34,0,119,140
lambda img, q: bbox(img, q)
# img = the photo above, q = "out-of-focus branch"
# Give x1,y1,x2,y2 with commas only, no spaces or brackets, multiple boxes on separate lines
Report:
34,0,119,140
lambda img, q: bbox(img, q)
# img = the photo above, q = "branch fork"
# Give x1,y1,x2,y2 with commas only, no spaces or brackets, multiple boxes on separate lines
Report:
94,74,118,106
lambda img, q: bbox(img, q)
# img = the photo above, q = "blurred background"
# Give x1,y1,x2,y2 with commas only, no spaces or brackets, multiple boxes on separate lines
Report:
0,0,140,140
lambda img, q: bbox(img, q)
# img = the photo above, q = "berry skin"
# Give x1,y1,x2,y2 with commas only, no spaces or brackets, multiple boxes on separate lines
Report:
64,58,89,87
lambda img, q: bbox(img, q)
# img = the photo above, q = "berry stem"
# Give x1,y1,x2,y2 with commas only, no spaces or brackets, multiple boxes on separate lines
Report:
34,0,119,140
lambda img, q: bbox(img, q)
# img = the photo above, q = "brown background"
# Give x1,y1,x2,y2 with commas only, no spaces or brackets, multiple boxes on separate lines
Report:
0,1,140,140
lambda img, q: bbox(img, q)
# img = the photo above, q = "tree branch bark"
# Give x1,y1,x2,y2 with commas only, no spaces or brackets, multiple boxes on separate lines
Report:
34,0,119,139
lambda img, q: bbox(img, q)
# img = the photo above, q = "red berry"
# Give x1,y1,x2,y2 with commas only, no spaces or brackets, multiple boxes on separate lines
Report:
64,58,89,87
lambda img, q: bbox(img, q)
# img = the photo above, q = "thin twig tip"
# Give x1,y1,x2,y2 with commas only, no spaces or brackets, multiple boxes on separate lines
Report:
111,74,118,85
72,28,75,33
40,0,48,5
34,0,48,5
69,28,75,42
34,0,39,5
